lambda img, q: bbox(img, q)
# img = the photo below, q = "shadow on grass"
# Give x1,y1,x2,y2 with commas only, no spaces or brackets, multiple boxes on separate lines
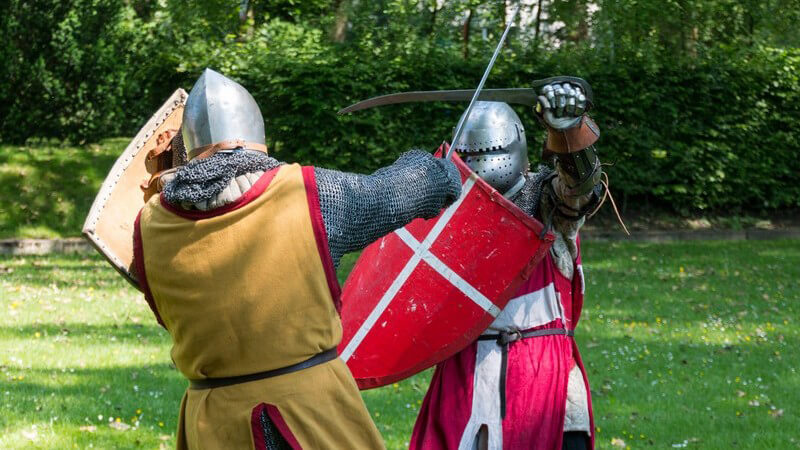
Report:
0,363,186,447
0,322,168,342
0,254,132,289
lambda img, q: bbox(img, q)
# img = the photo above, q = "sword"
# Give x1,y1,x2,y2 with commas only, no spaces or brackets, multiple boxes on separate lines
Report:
444,7,518,159
337,76,593,115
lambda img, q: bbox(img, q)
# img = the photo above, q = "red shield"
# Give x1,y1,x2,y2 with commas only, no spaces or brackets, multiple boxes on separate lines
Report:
338,146,555,389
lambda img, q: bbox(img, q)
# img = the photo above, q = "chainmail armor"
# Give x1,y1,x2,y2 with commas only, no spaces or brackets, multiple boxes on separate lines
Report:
170,130,188,167
316,150,462,267
163,151,282,205
259,408,291,450
508,165,554,218
161,149,460,268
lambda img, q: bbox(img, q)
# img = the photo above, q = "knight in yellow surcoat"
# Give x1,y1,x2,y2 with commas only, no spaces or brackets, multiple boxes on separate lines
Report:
133,69,461,449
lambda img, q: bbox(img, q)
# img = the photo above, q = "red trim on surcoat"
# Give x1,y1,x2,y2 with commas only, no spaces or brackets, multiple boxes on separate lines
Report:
132,210,166,329
265,404,303,449
301,166,342,312
159,167,281,220
250,403,268,450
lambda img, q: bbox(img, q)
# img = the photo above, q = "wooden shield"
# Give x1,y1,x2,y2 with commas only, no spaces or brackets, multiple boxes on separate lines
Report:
339,147,555,389
82,89,187,288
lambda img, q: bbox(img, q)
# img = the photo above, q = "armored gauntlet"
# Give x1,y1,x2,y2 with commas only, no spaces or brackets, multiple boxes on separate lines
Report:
536,79,603,199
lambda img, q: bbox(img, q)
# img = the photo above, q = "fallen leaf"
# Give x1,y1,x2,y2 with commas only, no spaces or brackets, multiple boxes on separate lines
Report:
109,421,131,431
769,409,784,418
21,429,39,441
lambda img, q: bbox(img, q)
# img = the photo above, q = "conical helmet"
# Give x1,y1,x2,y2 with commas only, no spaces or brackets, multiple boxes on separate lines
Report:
454,101,528,196
182,68,266,159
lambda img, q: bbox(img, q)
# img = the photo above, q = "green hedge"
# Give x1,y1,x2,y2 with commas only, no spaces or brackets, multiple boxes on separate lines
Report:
214,45,800,214
1,4,798,214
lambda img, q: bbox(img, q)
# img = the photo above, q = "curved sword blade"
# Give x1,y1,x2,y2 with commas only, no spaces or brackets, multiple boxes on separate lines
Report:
337,88,539,115
337,76,594,115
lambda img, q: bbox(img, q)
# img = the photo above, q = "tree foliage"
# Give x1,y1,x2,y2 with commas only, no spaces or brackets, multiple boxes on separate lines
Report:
0,0,798,213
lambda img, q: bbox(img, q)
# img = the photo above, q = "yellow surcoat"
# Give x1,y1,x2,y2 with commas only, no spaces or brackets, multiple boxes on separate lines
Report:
135,164,384,449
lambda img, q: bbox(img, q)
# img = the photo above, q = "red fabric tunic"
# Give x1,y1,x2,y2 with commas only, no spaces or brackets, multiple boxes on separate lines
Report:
410,239,594,450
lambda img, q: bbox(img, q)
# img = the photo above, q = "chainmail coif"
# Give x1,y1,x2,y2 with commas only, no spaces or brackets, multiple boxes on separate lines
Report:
163,151,282,205
316,150,462,267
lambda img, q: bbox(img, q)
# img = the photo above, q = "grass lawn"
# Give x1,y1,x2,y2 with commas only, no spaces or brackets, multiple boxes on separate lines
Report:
0,139,128,239
1,240,798,449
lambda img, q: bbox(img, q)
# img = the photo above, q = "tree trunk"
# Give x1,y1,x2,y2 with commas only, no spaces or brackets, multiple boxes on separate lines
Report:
239,0,249,22
428,0,440,36
237,0,254,41
534,0,544,44
331,0,350,43
574,1,589,42
462,8,473,59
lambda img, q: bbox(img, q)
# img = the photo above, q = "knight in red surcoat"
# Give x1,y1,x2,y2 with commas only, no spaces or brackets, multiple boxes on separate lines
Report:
411,79,606,450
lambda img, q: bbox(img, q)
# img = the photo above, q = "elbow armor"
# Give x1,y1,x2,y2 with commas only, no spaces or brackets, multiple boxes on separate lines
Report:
556,144,602,198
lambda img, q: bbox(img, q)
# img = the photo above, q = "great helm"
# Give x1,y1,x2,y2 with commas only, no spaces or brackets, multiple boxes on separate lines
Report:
182,68,267,160
453,101,528,196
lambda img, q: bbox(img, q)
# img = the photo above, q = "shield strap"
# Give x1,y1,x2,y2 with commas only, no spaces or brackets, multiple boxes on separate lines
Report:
188,139,268,160
140,129,182,201
478,327,575,418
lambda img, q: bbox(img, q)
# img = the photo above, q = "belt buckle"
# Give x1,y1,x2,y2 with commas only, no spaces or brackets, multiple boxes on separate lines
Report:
499,330,522,346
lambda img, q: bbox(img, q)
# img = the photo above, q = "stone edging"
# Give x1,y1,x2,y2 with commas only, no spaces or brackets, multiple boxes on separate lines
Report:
1,228,799,255
0,238,93,255
582,228,800,242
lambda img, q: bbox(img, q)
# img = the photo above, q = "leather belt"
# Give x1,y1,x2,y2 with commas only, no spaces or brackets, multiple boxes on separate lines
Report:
188,348,338,390
477,328,574,418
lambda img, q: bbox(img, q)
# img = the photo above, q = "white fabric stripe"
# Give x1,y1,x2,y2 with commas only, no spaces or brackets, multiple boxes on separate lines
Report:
395,228,501,317
577,264,585,294
458,341,504,450
564,365,591,433
341,175,477,362
485,283,562,332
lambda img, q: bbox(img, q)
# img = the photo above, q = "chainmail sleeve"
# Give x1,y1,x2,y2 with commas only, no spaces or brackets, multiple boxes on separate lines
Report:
315,150,462,267
508,165,554,218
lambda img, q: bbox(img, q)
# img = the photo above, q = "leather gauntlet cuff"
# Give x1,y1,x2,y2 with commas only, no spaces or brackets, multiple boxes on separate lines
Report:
543,115,600,157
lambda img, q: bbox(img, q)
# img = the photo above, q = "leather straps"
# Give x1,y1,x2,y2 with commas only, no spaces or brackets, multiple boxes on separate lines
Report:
146,129,179,161
188,140,268,161
478,328,575,418
188,348,338,390
478,327,575,344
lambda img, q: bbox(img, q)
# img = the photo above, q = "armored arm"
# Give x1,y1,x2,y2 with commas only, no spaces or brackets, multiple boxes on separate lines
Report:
536,82,605,224
505,82,606,279
315,150,462,268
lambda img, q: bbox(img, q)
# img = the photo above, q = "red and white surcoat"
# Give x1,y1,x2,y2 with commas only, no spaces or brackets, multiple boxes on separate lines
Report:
411,237,594,450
